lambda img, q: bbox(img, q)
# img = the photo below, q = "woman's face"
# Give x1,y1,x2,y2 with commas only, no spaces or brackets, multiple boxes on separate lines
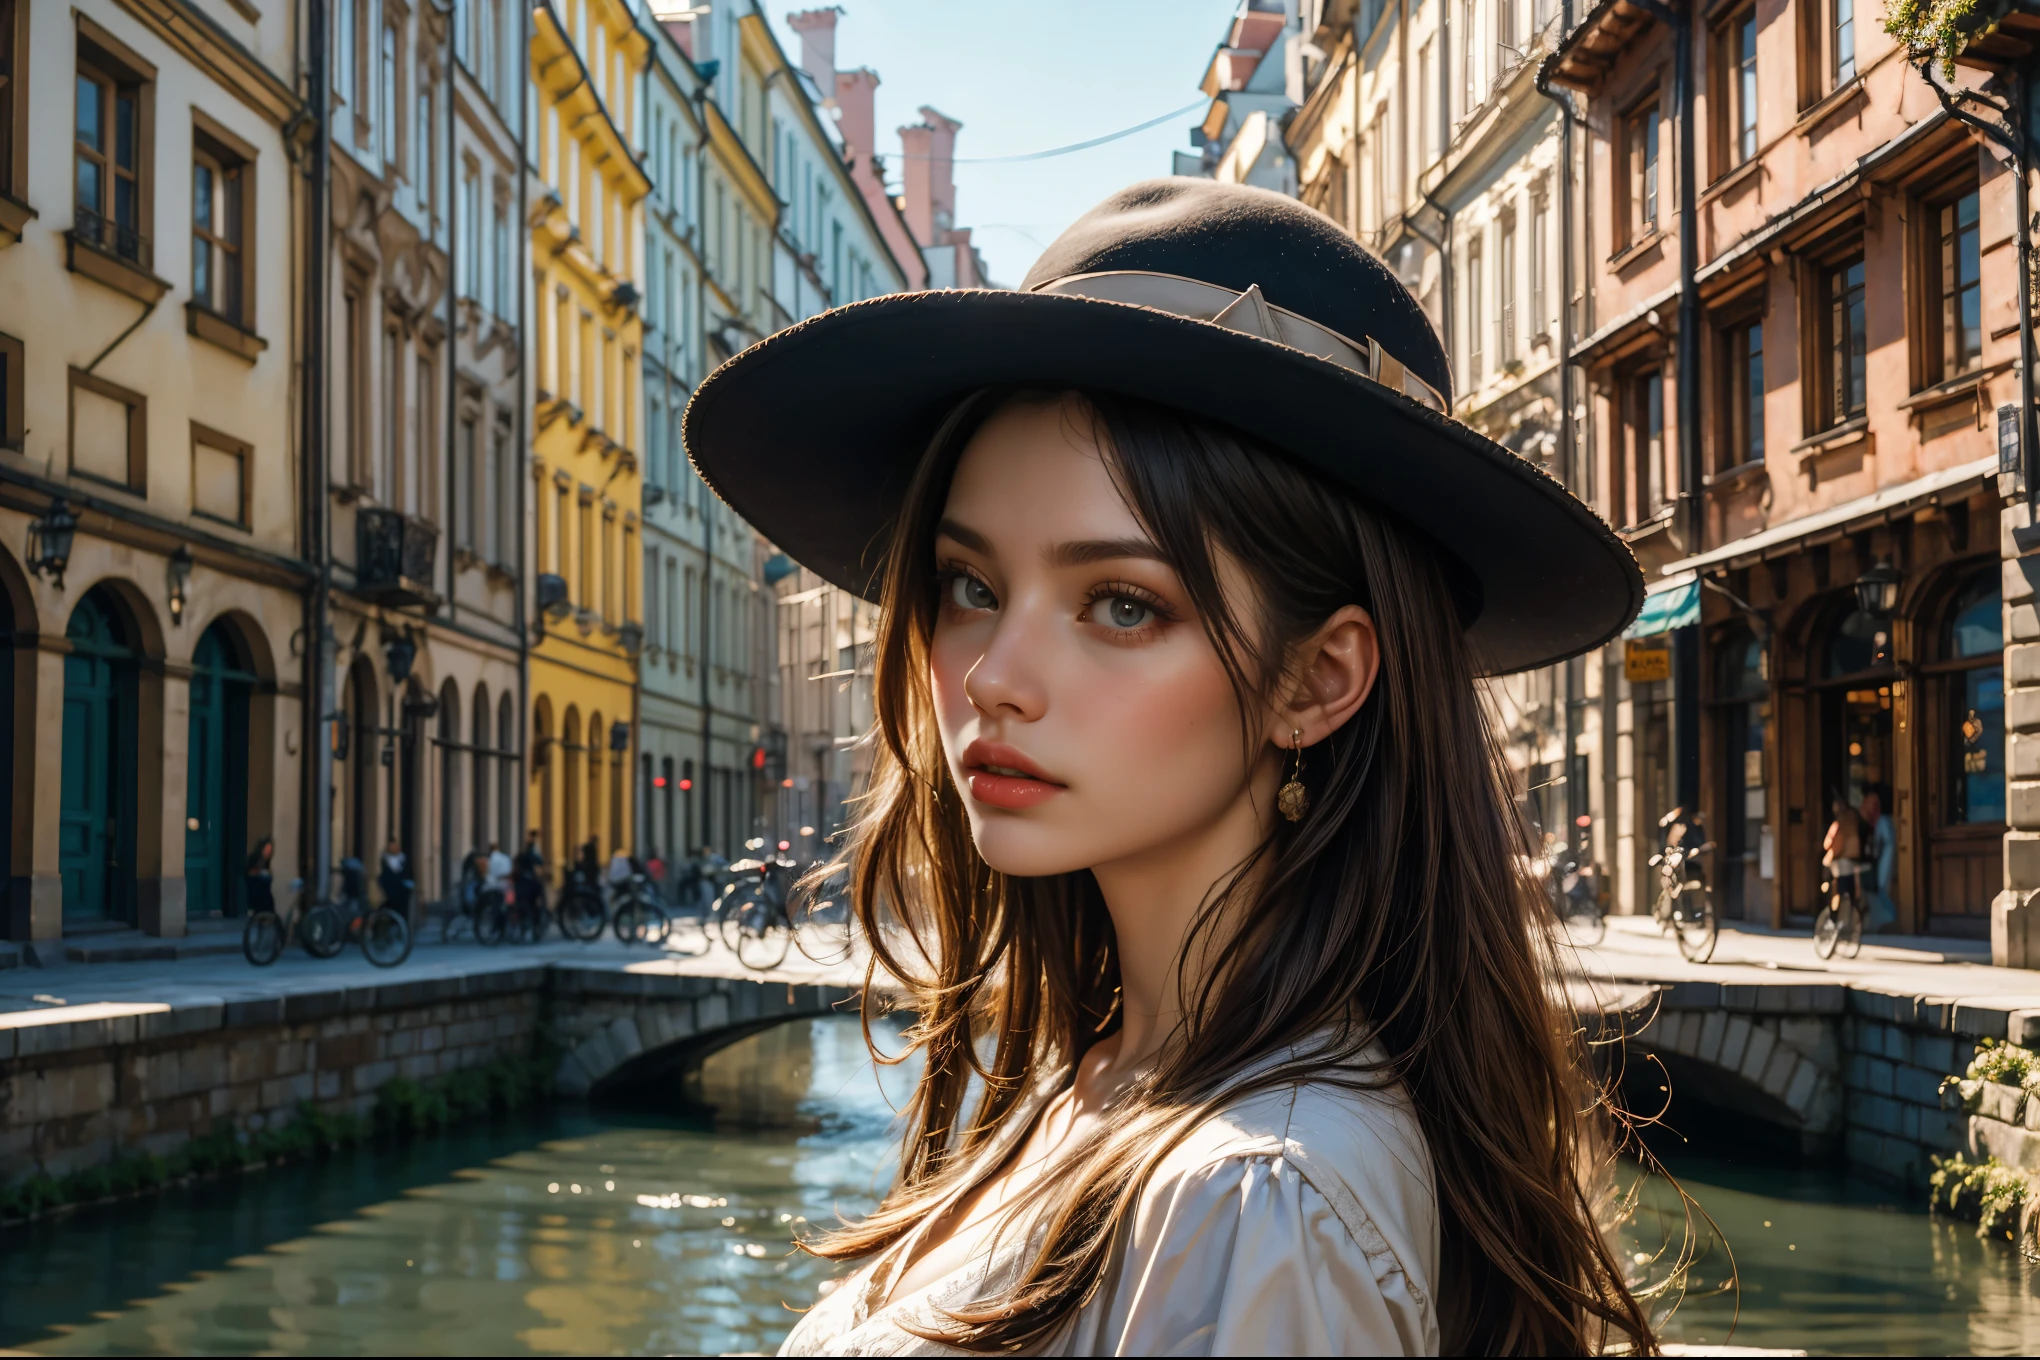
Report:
929,397,1266,879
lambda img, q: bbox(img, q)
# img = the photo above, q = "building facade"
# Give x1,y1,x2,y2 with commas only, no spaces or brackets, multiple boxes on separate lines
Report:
525,0,647,876
0,0,307,944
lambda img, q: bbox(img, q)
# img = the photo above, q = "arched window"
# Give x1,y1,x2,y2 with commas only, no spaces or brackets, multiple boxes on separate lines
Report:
1944,571,2004,825
472,682,491,850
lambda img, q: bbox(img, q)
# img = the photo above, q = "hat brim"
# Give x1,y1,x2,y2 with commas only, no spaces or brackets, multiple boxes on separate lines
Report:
682,289,1642,674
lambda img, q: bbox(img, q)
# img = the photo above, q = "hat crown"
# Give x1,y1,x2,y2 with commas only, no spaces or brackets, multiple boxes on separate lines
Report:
1020,178,1453,408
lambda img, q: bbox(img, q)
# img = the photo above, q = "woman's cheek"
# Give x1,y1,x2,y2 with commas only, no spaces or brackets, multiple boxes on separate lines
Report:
1076,652,1242,815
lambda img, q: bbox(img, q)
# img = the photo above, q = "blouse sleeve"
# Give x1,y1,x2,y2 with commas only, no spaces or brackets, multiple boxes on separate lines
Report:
1079,1152,1435,1357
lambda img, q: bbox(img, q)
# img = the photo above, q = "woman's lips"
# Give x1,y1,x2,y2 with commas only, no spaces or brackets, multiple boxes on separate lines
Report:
961,741,1065,810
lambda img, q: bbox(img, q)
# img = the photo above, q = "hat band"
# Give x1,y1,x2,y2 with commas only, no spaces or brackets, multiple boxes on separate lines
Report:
1031,270,1448,414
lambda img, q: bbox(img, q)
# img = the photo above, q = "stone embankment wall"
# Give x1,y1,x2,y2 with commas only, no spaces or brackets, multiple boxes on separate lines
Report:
0,965,854,1183
1622,979,2032,1185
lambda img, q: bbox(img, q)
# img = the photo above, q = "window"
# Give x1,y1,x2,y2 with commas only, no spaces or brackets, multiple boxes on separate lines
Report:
1627,367,1664,525
415,353,435,520
1733,11,1758,164
380,23,399,172
380,326,401,503
1497,0,1516,70
1625,102,1660,242
1833,0,1856,84
1466,235,1484,386
1461,0,1476,113
457,412,479,549
415,80,432,209
494,426,514,567
69,367,145,490
342,281,367,484
191,422,250,527
75,41,148,263
1944,573,2004,825
1938,189,1982,379
1530,191,1548,345
335,0,357,112
192,135,246,323
492,200,509,317
460,165,481,298
1,331,24,449
1722,316,1764,466
1499,211,1517,366
1825,255,1867,425
1,0,22,202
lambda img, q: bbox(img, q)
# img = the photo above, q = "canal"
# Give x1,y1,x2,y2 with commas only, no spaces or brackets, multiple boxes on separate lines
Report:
4,1014,2040,1356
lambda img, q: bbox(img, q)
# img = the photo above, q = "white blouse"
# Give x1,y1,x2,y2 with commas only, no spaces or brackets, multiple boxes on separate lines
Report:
778,1057,1439,1357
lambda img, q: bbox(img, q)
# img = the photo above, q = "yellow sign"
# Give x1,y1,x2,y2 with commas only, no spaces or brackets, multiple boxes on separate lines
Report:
1625,639,1671,683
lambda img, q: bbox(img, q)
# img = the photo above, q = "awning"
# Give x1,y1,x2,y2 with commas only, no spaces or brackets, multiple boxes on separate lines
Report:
1623,571,1698,638
1658,454,1997,578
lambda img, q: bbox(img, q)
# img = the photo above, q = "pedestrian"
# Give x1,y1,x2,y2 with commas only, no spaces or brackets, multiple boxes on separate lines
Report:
607,845,634,888
377,838,412,918
686,179,1654,1354
1860,784,1898,931
242,836,275,918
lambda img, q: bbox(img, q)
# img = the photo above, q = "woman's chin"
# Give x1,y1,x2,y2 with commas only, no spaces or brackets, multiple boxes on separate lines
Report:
967,820,1099,881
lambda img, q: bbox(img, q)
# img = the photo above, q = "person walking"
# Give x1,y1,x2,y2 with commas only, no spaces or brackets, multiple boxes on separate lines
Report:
1860,784,1898,931
686,178,1654,1355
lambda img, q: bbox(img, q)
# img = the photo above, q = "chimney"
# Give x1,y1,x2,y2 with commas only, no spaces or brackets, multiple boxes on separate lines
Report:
785,7,840,103
835,67,879,164
899,106,962,247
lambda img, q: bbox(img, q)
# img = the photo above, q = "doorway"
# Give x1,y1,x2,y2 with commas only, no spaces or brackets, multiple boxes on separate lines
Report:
60,587,138,924
185,622,253,918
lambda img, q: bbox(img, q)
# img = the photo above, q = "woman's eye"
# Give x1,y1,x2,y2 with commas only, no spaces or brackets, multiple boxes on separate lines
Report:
949,574,997,612
1090,596,1153,630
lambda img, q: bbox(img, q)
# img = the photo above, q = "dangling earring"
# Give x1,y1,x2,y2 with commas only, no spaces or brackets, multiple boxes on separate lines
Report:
1278,728,1309,823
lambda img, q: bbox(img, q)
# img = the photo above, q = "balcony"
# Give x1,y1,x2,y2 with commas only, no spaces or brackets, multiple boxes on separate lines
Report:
356,508,439,607
66,208,168,305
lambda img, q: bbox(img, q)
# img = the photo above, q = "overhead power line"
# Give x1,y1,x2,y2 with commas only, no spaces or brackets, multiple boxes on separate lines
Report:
894,99,1209,164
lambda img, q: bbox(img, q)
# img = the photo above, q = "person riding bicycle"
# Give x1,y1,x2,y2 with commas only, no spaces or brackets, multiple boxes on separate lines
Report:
1822,793,1865,908
375,842,412,918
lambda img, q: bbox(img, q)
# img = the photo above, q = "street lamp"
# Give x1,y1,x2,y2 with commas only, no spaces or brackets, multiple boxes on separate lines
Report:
383,627,418,683
166,545,193,625
609,719,631,753
25,498,78,587
1853,561,1903,617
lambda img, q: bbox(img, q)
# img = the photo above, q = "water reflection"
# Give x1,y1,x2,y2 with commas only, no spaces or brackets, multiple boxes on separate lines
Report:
1,1016,918,1357
1632,1155,2040,1356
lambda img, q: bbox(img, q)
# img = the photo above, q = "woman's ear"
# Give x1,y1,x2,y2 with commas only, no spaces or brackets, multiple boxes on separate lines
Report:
1271,605,1379,748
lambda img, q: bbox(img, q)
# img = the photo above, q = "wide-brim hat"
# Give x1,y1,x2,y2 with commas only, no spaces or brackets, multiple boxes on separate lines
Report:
682,177,1641,673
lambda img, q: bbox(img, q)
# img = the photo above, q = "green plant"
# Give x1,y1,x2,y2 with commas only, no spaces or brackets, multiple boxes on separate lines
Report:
1965,1037,2040,1089
1883,0,2018,77
1931,1152,2036,1238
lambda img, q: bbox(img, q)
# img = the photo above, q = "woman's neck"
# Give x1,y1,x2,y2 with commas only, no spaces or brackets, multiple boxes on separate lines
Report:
1087,754,1281,1076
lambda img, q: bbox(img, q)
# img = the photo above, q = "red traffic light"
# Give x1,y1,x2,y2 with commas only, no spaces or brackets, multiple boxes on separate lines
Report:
752,747,767,770
653,776,667,788
678,778,693,791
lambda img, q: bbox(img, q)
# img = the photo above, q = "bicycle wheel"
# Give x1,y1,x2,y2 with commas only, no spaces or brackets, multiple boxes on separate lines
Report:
301,903,347,958
667,914,711,957
476,899,507,946
242,911,284,966
1813,900,1842,959
613,900,645,945
735,905,792,970
1673,887,1717,964
644,903,672,946
362,906,414,967
524,900,551,944
1838,900,1864,959
1563,900,1607,948
718,891,751,954
559,888,608,942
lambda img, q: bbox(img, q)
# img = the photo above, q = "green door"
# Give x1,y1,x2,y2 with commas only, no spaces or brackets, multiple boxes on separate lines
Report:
185,624,252,918
60,589,135,922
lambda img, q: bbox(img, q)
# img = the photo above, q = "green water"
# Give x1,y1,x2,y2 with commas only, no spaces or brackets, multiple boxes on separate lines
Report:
2,1019,2037,1356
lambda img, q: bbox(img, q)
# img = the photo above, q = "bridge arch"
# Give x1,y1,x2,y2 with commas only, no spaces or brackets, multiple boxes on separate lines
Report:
1621,994,1843,1154
549,966,859,1099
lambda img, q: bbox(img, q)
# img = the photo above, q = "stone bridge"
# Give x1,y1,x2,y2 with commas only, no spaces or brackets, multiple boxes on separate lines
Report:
0,940,867,1183
1579,919,2040,1183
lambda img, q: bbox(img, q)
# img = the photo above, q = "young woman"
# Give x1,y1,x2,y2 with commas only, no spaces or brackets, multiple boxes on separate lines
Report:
685,179,1654,1355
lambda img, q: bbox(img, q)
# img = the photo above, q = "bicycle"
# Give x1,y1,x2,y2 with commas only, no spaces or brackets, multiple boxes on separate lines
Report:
611,869,673,947
716,856,795,969
1541,822,1605,948
1814,861,1866,960
1648,807,1718,965
242,877,343,966
659,864,715,957
330,857,415,968
555,866,609,942
444,854,508,945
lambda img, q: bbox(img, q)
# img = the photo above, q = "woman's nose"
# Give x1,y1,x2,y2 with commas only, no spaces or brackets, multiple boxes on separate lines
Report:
962,600,1050,722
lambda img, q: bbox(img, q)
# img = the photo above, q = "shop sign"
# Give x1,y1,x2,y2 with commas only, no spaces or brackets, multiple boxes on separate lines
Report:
1625,638,1672,683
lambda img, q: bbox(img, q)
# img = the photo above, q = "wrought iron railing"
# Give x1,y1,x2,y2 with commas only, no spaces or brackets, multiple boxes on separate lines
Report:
72,207,150,268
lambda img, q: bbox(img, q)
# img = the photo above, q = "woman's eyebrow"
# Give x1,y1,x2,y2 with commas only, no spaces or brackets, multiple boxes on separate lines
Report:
935,518,992,554
1045,537,1169,568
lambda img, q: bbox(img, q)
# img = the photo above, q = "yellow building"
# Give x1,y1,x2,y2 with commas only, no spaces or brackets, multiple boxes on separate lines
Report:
527,0,648,875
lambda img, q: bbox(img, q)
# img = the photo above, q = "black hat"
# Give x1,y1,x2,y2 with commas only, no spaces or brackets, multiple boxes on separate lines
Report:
682,177,1640,673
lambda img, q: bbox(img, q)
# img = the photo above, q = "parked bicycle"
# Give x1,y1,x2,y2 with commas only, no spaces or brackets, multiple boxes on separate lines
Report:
611,865,673,948
555,863,609,942
332,856,415,967
716,855,797,969
242,877,341,966
1540,816,1605,947
1649,807,1718,964
445,852,508,945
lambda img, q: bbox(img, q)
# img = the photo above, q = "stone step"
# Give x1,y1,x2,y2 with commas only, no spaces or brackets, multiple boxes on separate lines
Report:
58,930,246,964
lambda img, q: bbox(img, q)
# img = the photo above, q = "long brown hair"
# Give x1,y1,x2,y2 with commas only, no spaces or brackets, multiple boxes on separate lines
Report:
808,389,1655,1355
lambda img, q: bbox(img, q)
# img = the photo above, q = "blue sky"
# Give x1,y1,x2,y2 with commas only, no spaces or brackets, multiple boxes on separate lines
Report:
768,0,1240,287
